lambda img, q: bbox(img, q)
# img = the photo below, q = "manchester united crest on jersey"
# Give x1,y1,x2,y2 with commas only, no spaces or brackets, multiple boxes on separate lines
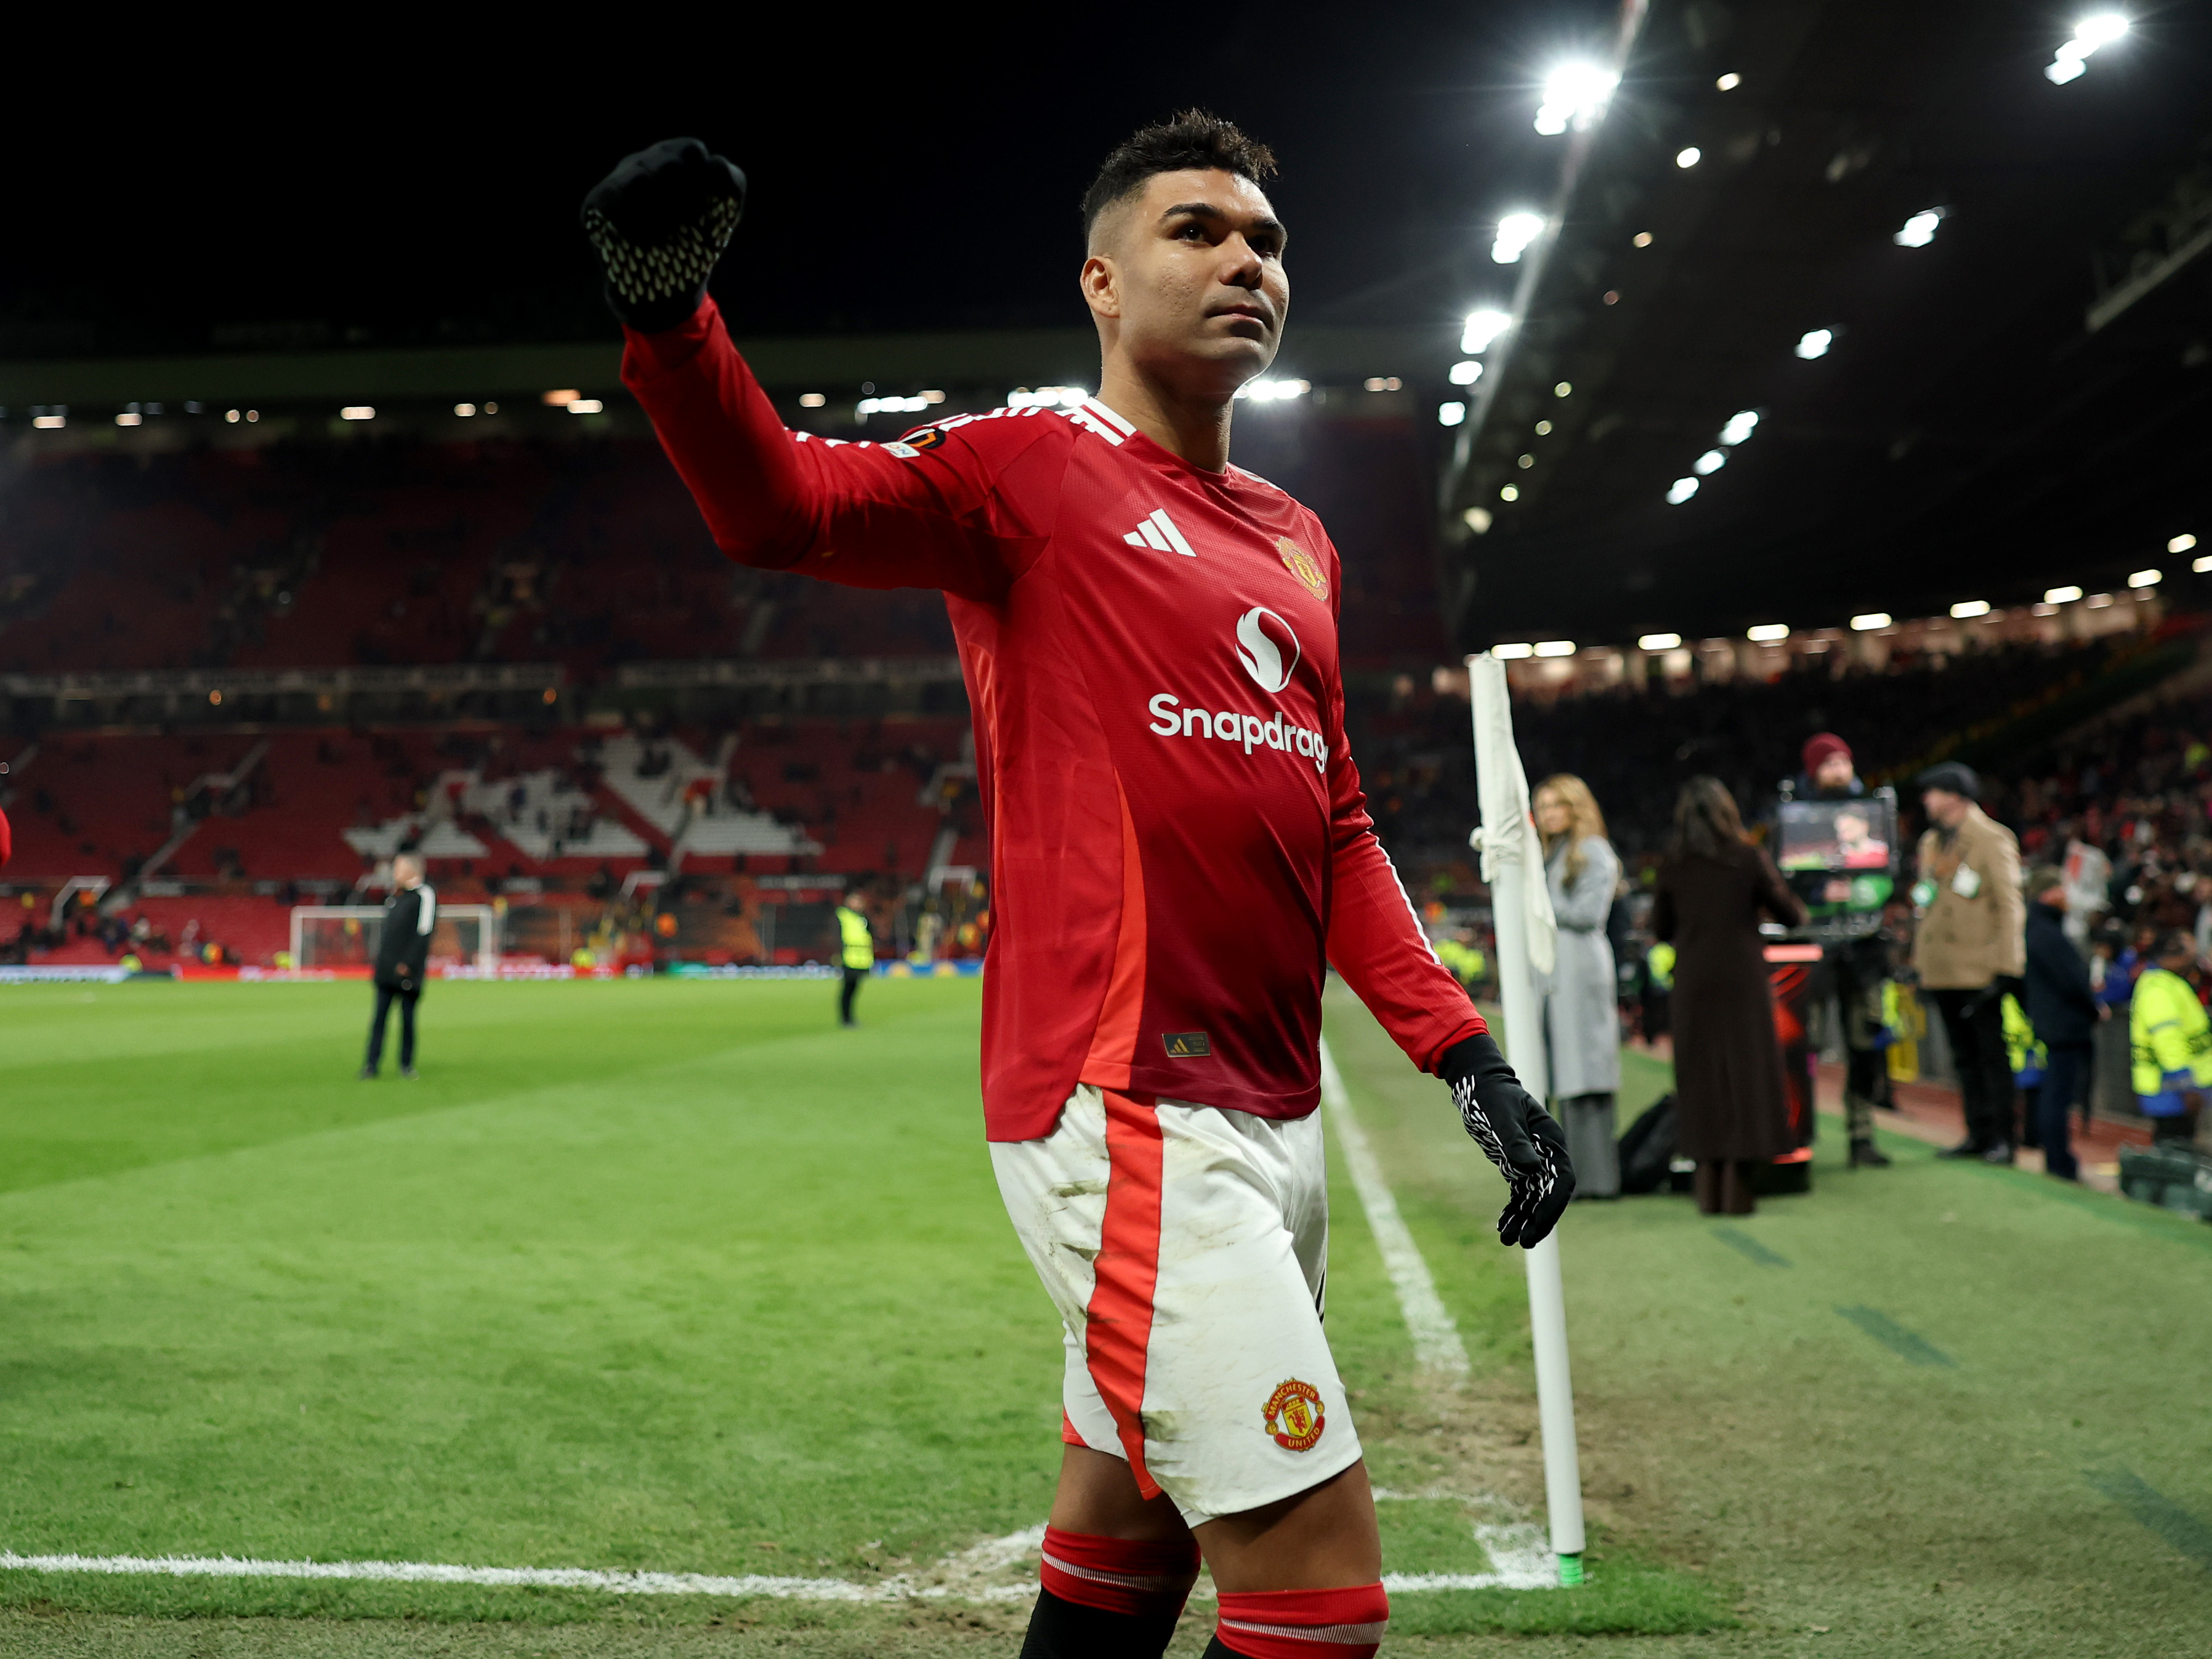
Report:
1262,1378,1326,1451
1277,536,1327,600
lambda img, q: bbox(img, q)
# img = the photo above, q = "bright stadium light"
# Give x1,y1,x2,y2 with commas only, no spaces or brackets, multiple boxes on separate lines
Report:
1716,73,1742,91
799,392,828,408
1235,377,1310,402
1675,147,1701,169
1747,624,1790,643
1666,476,1700,504
1895,207,1947,248
2048,14,2128,81
33,414,65,429
1463,507,1493,534
2045,585,2084,603
567,399,605,414
1499,484,1520,501
1005,387,1088,411
1494,642,1535,659
1535,640,1577,657
1950,599,1992,618
2194,555,2212,574
2169,533,2197,554
454,403,477,417
1493,213,1545,264
1448,360,1485,386
1461,309,1513,353
1850,613,1892,631
2129,568,2162,587
1438,401,1467,427
340,406,375,421
1533,62,1618,135
1795,328,1834,359
115,411,142,427
1693,449,1727,475
1639,632,1682,651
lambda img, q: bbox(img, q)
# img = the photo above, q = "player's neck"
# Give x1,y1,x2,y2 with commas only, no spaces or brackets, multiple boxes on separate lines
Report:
1096,365,1233,473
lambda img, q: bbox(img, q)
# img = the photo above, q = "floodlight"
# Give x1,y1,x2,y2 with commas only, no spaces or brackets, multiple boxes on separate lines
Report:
1448,360,1484,385
1693,449,1727,475
1492,214,1545,264
1461,309,1512,353
1849,613,1891,631
1719,410,1760,445
1665,477,1700,504
1950,600,1992,619
1639,632,1682,650
1494,642,1535,660
2044,585,2083,603
1795,329,1833,359
1894,208,1945,248
1438,401,1467,427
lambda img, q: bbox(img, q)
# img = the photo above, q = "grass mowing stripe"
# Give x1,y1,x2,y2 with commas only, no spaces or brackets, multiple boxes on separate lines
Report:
1833,1304,1955,1367
1317,1036,1469,1374
1961,1155,2212,1255
2084,1469,2212,1571
1709,1225,1790,1267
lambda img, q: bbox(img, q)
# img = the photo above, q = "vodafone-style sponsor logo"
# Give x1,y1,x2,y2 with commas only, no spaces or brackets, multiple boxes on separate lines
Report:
1145,605,1326,772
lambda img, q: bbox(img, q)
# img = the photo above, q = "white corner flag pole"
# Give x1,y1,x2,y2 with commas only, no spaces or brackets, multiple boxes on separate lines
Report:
1466,652,1587,1586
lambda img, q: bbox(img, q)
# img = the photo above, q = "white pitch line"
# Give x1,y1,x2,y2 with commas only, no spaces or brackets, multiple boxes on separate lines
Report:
1318,1036,1471,1374
0,1543,1552,1599
0,1548,1030,1604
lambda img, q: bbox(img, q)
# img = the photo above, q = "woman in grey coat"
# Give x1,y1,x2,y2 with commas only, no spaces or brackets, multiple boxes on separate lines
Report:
1535,774,1623,1197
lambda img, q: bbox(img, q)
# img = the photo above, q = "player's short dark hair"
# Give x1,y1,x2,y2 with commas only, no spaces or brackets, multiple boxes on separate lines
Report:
1081,110,1278,244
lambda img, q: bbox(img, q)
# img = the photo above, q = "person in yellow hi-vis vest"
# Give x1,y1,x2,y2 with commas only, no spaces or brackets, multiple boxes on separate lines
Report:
1882,979,1925,1081
836,889,875,1028
2001,989,2046,1152
2129,931,2212,1145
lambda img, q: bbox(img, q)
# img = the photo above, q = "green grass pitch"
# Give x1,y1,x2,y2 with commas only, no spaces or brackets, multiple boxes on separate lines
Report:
3,976,2211,1656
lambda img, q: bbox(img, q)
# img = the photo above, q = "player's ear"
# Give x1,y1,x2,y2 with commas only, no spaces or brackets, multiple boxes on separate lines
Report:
1080,253,1122,320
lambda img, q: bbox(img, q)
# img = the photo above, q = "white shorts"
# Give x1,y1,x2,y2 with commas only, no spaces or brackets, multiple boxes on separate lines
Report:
991,1084,1362,1527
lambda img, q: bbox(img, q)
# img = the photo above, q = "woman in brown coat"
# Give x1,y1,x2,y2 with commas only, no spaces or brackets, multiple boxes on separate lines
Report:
1651,777,1808,1216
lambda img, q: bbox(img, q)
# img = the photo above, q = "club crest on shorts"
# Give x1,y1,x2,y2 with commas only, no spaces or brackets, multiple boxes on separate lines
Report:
1262,1378,1326,1451
1276,536,1327,600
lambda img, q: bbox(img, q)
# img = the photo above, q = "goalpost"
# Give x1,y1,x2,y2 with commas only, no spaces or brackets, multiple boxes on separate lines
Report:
291,906,499,977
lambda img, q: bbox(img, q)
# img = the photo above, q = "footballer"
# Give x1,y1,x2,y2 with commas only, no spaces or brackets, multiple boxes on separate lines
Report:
583,113,1573,1659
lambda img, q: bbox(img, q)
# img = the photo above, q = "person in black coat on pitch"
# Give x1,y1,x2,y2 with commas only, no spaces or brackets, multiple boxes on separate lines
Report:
2021,865,2099,1181
363,852,435,1080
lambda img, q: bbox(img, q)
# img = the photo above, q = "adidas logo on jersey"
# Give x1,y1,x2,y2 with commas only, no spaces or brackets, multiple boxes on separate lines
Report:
1122,508,1197,557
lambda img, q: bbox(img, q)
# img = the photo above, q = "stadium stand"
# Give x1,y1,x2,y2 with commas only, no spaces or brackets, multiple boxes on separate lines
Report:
5,413,2201,973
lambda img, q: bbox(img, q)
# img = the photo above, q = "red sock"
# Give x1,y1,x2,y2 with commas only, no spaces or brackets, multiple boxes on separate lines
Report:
1037,1525,1200,1619
1213,1583,1391,1658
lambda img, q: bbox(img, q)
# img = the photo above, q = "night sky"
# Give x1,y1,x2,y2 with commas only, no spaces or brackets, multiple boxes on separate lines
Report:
6,2,1623,357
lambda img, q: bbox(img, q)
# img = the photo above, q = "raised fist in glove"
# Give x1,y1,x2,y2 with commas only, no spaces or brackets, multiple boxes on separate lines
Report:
1440,1032,1574,1248
581,139,748,333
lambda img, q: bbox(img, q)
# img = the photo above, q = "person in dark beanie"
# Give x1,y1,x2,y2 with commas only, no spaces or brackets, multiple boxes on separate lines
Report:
363,853,435,1079
1912,762,2024,1161
2021,865,2097,1181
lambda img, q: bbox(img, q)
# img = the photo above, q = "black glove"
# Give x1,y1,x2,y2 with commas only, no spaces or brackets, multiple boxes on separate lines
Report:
1440,1032,1575,1248
580,138,748,333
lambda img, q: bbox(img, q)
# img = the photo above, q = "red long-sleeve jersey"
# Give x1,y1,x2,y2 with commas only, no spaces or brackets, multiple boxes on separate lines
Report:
624,301,1483,1140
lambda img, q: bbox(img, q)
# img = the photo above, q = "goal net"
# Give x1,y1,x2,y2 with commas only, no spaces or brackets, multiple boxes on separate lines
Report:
291,905,498,977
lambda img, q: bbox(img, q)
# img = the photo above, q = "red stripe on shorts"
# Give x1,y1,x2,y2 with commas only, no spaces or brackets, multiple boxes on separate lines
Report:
1089,1086,1165,1497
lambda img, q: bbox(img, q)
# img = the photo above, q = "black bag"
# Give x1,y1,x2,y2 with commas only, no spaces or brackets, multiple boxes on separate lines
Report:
1618,1094,1678,1196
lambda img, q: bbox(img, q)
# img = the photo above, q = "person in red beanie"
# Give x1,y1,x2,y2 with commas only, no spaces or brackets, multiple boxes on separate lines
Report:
1787,734,1899,1168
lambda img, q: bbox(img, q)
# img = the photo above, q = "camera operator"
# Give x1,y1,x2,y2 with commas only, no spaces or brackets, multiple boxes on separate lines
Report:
1783,734,1898,1170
